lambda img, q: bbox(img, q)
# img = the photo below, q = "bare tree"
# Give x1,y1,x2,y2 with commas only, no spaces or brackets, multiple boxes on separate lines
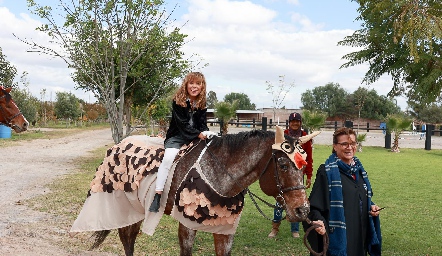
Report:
266,75,295,122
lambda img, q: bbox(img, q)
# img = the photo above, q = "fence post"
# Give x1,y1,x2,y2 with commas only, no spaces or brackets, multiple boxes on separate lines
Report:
262,117,267,131
385,132,391,149
366,122,369,132
252,118,256,128
286,120,289,130
236,116,239,127
219,119,223,135
269,119,273,129
425,125,432,150
334,121,338,130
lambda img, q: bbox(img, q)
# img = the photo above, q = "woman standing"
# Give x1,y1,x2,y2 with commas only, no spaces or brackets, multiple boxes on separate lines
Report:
304,127,382,256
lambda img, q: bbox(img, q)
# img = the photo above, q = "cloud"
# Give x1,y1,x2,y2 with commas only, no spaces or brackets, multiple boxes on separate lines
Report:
0,1,406,109
0,7,92,102
170,0,406,109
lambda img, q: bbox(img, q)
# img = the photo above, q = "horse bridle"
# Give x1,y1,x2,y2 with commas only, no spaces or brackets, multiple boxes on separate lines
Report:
250,147,329,256
245,149,306,221
0,93,23,129
203,138,328,255
0,92,24,128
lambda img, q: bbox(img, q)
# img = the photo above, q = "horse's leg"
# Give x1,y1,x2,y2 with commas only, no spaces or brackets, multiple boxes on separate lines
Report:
213,233,234,256
178,222,197,256
118,221,142,256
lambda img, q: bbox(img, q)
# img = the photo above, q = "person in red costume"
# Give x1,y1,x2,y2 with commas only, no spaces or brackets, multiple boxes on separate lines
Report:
268,112,314,238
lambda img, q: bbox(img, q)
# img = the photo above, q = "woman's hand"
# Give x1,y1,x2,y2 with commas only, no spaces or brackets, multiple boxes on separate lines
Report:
312,220,326,235
370,205,382,217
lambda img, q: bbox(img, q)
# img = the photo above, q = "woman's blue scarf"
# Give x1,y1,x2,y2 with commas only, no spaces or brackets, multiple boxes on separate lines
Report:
325,153,382,256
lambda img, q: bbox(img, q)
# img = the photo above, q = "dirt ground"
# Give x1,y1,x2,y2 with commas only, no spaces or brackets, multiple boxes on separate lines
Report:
0,128,116,256
0,126,441,255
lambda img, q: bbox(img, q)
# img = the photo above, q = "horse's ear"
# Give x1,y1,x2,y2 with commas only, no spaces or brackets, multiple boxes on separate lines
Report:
299,131,321,145
275,126,285,144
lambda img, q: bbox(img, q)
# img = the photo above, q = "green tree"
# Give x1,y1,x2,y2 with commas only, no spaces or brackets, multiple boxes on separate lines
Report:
301,110,326,133
419,104,442,123
223,92,255,110
9,72,39,125
386,114,412,152
0,47,17,87
54,92,81,127
23,0,194,143
10,89,39,125
339,0,442,104
348,87,400,120
207,91,218,109
214,101,237,135
301,82,349,117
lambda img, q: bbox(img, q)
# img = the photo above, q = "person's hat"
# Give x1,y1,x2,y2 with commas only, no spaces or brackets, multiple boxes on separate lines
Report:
289,112,302,122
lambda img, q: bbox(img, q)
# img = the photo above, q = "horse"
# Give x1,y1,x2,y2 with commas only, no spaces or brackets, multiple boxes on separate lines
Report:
71,126,320,256
0,86,29,133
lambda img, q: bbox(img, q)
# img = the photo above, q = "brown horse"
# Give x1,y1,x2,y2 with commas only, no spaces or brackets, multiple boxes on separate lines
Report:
0,86,29,132
74,126,319,255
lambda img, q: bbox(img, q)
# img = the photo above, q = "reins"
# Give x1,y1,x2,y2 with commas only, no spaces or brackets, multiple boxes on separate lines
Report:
202,138,305,222
303,218,329,256
202,137,329,255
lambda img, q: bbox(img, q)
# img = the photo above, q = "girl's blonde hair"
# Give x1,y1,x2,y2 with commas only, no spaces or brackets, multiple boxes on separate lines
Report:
174,72,207,109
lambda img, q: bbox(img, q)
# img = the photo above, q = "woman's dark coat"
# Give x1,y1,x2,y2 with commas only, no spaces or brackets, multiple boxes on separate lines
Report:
303,164,371,256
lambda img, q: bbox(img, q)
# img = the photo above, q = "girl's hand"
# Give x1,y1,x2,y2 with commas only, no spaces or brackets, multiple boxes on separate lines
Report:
198,132,207,140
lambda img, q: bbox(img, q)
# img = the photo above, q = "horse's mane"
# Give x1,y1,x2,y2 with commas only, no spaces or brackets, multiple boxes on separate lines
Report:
209,129,296,152
209,129,273,151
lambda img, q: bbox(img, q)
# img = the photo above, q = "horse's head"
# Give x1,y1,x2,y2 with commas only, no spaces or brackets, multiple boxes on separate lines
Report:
260,126,320,222
0,86,29,133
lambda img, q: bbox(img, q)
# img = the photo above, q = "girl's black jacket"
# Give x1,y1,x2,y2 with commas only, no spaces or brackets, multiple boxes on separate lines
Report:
165,100,209,143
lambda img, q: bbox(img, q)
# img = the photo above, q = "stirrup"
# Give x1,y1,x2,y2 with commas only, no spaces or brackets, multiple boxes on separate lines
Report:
149,193,161,212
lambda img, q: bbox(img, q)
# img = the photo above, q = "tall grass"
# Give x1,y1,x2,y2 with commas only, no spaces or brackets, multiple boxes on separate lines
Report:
27,144,442,255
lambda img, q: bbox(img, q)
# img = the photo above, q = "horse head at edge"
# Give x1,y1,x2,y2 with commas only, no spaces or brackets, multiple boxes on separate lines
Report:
0,86,29,133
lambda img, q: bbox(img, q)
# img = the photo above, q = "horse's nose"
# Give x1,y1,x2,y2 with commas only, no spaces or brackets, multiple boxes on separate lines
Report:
296,206,309,220
23,121,29,131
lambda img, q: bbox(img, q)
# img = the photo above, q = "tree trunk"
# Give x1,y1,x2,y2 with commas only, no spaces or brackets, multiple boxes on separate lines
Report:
124,92,133,137
391,133,400,152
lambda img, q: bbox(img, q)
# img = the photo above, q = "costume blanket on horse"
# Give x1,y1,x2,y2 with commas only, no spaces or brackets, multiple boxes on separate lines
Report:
70,136,244,236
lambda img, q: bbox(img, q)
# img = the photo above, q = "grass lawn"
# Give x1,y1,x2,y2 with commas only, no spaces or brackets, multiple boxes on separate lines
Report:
27,143,442,255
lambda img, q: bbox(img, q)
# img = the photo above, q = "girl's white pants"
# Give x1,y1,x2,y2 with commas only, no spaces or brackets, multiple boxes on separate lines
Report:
155,147,180,191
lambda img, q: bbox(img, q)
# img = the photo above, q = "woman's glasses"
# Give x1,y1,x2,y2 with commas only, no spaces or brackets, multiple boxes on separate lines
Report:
335,142,358,148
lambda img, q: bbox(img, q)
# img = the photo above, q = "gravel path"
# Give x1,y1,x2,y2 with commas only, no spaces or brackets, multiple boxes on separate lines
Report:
0,128,115,255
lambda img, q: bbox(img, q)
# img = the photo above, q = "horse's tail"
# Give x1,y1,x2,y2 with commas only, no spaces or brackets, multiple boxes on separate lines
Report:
89,230,111,250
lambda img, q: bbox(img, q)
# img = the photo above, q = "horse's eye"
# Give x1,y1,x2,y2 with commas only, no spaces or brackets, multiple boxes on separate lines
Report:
277,157,290,171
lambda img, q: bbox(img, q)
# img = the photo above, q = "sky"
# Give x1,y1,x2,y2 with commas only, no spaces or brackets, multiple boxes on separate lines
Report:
0,0,407,110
